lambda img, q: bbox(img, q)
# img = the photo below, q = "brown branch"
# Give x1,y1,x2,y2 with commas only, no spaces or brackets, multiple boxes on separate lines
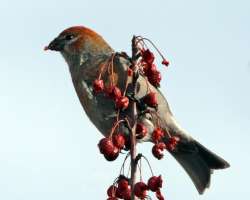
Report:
130,36,140,200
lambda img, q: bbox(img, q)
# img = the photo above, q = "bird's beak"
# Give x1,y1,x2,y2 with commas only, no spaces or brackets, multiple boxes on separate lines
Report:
44,37,64,51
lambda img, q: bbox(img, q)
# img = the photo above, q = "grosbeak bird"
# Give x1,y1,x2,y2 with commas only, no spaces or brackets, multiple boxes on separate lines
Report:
45,26,229,194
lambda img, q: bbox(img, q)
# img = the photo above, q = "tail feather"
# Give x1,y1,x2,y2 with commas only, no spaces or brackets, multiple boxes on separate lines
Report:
195,141,230,169
170,140,230,194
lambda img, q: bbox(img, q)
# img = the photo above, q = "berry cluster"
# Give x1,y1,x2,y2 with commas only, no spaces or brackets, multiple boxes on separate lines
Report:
151,127,180,160
136,38,169,88
107,173,165,200
107,177,131,200
94,36,176,200
98,126,180,162
134,176,164,200
98,134,126,161
135,176,164,200
93,79,130,111
141,49,162,87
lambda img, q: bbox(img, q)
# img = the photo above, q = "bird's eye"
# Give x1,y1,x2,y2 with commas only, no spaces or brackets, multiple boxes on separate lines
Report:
65,34,74,40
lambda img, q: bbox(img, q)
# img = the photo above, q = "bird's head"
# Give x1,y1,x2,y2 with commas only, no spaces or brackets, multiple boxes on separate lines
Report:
45,26,113,62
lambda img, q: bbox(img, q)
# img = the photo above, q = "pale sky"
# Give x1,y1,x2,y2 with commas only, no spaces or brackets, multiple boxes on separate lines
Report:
0,0,249,199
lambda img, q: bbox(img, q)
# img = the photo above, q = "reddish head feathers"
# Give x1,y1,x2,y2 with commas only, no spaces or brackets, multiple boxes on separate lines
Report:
59,26,112,54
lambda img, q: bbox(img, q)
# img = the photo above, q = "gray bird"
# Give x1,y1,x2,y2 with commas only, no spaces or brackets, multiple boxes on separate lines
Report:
46,26,230,194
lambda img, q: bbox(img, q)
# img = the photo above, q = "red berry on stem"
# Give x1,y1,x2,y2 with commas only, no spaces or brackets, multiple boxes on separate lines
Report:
122,188,131,200
166,136,180,151
142,49,155,64
134,182,148,199
136,123,148,139
143,63,157,77
149,63,157,71
115,96,129,110
148,69,162,87
116,178,129,198
118,178,129,190
143,92,158,107
127,68,133,76
98,138,114,155
105,86,122,100
107,185,117,197
166,144,175,151
115,188,123,199
104,146,119,161
148,175,163,192
152,142,166,160
162,59,170,67
112,87,122,99
170,136,180,144
148,176,158,192
93,79,104,93
113,133,126,149
156,175,163,188
142,63,150,75
152,128,164,143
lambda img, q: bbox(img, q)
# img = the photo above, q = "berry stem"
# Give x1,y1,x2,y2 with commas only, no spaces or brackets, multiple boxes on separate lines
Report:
141,155,154,176
119,152,130,175
136,36,167,61
109,119,125,137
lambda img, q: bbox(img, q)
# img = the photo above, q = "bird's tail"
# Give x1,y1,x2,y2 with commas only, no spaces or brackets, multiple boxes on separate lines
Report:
169,139,230,194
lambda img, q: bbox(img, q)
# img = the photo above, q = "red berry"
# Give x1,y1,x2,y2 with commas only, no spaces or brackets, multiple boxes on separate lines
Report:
169,136,180,144
149,63,157,72
116,178,129,198
147,176,158,192
152,128,164,143
142,49,155,64
143,92,158,107
156,176,163,188
143,63,157,76
166,136,180,151
166,143,175,151
152,142,166,160
147,175,163,192
142,63,150,75
136,123,148,139
112,87,122,99
121,188,131,200
134,182,148,199
113,133,126,149
107,185,117,197
104,146,119,161
115,96,129,110
115,188,123,199
127,68,133,76
162,59,170,67
98,138,114,155
105,86,122,100
93,79,104,93
148,69,161,87
118,178,129,190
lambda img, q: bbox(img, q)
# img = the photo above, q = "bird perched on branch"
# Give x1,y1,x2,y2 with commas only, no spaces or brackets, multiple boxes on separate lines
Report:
45,26,229,194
